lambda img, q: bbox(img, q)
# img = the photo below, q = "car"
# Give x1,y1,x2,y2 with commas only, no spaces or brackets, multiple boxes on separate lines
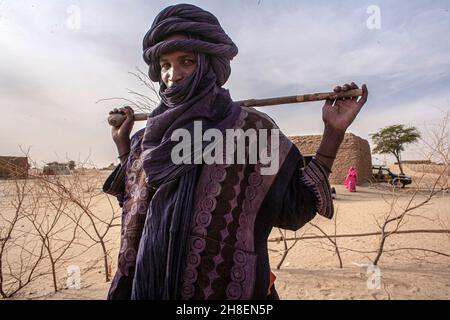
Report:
371,166,412,188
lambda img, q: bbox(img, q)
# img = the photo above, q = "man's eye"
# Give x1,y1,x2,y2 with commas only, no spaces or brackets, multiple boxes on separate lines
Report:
183,59,195,65
161,63,170,70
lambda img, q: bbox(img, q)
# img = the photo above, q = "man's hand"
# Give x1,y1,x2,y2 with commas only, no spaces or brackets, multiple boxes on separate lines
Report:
322,82,368,134
110,106,135,145
315,83,368,177
109,106,134,164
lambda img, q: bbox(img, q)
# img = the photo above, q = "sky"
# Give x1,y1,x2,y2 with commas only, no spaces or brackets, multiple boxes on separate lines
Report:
1,0,449,168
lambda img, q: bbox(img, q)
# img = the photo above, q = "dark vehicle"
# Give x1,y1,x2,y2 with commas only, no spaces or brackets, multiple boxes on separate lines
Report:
372,166,412,188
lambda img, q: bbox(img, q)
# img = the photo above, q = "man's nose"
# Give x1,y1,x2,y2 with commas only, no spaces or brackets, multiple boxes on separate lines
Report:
169,66,184,83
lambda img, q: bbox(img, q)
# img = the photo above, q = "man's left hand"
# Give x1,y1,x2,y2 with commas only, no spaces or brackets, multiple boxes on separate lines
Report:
322,82,368,134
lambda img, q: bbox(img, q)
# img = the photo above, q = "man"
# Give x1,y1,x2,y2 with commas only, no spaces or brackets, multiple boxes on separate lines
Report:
104,3,368,300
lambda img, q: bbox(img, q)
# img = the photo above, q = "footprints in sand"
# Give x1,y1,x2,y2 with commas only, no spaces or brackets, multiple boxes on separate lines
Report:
274,267,441,300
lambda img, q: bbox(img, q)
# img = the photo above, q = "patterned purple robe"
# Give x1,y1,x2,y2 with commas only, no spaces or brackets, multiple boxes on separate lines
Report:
103,107,333,300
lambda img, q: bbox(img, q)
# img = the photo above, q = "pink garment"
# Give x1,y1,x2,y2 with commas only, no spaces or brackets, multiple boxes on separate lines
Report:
344,167,358,192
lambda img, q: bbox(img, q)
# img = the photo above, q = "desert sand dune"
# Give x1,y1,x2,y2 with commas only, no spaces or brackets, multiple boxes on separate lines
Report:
1,168,448,300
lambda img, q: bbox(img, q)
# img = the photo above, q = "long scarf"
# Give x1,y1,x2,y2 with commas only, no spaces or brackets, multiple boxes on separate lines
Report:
131,57,240,299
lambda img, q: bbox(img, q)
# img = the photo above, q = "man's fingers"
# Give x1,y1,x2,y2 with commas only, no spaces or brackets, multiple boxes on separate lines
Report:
334,86,342,93
120,107,135,126
123,106,134,113
118,106,133,116
341,83,350,101
350,82,359,100
324,99,334,109
357,84,368,107
123,108,134,117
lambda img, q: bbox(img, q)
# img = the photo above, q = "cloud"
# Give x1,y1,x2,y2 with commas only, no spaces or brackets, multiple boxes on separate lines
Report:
1,0,449,166
228,3,450,104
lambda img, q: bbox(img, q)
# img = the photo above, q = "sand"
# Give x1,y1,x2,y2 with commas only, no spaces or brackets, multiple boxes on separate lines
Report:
1,165,449,300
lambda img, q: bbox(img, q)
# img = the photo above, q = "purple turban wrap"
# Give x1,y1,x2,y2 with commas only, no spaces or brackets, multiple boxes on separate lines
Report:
132,4,241,300
142,3,238,86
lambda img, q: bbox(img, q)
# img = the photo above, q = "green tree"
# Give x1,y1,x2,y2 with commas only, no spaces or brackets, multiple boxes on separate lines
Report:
370,124,421,175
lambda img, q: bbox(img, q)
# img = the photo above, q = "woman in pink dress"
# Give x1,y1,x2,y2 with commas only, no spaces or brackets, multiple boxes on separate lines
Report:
344,167,358,192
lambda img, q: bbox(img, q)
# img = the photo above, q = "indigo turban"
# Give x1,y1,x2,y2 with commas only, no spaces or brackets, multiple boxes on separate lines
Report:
142,3,238,86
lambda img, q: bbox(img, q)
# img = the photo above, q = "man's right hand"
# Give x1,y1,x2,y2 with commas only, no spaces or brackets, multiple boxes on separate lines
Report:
109,106,134,164
109,106,135,146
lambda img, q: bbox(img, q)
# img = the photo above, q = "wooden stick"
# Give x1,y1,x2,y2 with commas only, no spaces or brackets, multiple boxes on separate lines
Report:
108,88,363,127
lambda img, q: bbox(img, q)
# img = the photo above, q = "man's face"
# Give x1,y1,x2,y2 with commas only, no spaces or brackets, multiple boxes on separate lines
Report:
159,34,197,88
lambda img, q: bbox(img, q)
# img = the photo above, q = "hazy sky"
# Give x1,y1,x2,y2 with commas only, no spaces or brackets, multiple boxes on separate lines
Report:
1,0,449,167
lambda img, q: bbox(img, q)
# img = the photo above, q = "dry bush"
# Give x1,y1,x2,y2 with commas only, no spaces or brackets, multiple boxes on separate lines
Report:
0,154,121,298
0,178,45,298
96,68,160,114
270,110,449,269
32,160,121,283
